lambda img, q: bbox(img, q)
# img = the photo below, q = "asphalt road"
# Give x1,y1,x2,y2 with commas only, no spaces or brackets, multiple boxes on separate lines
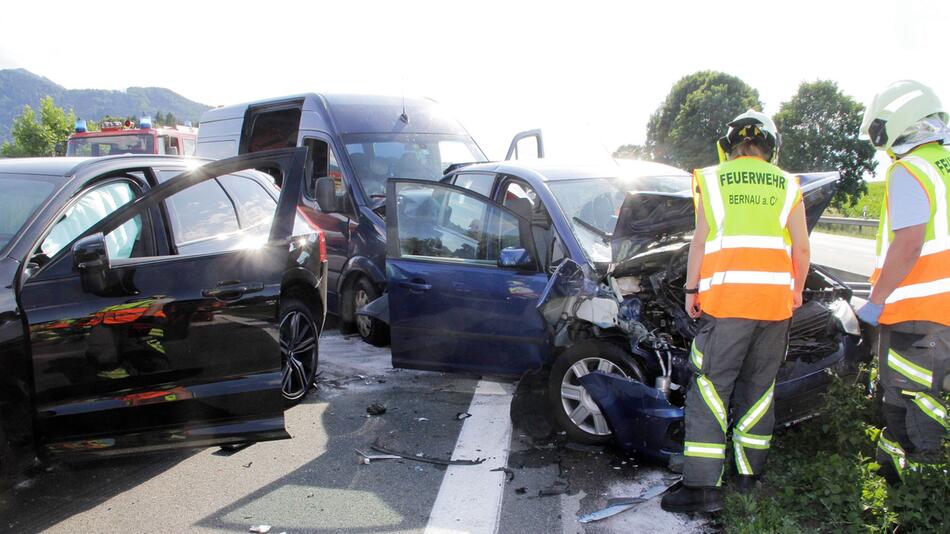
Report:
810,231,876,278
0,329,706,534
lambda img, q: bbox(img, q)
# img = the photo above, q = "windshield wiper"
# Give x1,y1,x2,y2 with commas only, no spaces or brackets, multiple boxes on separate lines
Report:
573,216,612,242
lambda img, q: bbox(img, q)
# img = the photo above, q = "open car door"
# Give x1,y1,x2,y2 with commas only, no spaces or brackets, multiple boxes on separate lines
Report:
19,148,309,457
505,129,545,160
385,179,550,375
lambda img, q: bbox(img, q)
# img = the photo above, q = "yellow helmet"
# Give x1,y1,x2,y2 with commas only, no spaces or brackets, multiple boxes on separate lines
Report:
860,80,947,152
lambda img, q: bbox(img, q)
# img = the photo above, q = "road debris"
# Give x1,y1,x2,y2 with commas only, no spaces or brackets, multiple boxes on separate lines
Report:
515,487,527,495
249,525,272,533
370,440,484,466
366,402,387,416
576,477,682,524
490,466,515,482
242,461,253,468
355,449,403,464
538,480,570,497
455,412,472,420
416,417,429,422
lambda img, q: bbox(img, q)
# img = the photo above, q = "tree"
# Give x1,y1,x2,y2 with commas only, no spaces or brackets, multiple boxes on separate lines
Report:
773,80,877,208
613,144,650,160
1,96,76,157
164,112,177,127
646,71,762,171
154,111,165,127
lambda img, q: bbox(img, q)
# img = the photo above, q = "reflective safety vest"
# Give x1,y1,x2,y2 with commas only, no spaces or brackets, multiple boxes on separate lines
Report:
872,143,950,326
694,157,802,320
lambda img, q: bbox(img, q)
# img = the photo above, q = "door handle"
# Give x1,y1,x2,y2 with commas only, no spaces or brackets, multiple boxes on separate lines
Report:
398,279,431,293
202,281,264,301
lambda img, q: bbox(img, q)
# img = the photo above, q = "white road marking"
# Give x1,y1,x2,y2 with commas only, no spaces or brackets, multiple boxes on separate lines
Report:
424,380,514,534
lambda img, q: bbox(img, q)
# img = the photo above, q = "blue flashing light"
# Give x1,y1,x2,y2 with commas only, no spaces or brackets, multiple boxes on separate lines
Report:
75,119,87,133
139,116,152,129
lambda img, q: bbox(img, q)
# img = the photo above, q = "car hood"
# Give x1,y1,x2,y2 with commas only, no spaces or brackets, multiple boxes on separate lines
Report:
609,171,840,265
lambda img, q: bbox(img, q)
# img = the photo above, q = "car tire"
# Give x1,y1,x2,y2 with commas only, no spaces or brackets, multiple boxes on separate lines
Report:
547,340,645,445
353,277,390,347
279,298,319,405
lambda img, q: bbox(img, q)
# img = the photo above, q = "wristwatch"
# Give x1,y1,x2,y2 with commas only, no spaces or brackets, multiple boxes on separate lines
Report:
684,286,699,294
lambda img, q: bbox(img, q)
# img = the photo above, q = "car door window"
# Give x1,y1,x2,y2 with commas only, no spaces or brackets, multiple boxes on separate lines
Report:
39,181,143,261
394,182,526,265
453,172,496,198
218,174,279,242
164,179,240,255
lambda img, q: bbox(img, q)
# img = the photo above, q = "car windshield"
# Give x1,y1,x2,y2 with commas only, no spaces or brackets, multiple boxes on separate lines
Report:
67,134,154,156
548,175,691,263
342,133,485,199
0,174,58,252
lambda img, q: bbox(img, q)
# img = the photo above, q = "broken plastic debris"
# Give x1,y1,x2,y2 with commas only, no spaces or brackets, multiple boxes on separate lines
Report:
416,417,429,422
577,477,682,524
370,440,484,466
249,525,271,533
490,466,515,483
355,449,402,464
455,412,472,420
366,402,387,416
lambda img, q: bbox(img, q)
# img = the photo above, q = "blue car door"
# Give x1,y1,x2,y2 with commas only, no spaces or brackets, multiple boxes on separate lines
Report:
385,179,549,375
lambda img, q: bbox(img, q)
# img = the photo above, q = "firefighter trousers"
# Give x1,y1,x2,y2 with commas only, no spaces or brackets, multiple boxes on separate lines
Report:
875,321,948,478
683,315,790,487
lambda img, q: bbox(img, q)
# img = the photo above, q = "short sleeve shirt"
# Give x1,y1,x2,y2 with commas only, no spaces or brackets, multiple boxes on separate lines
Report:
888,164,930,230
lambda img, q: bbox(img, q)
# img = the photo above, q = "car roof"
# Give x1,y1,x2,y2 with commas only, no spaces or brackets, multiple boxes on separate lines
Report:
455,158,691,182
0,155,207,181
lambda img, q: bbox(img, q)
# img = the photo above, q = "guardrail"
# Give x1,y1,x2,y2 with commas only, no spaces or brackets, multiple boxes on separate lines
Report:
817,216,879,227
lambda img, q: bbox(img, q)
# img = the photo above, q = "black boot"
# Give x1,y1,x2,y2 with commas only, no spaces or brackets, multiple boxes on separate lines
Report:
661,484,723,513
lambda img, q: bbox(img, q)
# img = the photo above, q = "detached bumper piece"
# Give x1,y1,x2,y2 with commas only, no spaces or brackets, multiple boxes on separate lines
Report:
578,371,684,462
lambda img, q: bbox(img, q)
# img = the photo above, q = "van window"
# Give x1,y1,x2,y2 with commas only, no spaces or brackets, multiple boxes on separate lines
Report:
245,108,301,153
305,138,347,210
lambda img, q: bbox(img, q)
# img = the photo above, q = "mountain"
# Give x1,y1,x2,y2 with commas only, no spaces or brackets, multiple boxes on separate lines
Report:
0,69,211,141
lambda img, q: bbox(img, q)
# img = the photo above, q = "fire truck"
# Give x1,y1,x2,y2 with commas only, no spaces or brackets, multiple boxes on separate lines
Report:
66,117,198,157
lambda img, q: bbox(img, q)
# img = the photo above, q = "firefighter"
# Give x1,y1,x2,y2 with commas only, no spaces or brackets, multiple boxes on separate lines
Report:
857,80,949,483
661,110,811,513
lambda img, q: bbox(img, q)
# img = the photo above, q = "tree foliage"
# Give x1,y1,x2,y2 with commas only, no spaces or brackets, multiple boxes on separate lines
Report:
612,144,650,160
1,96,76,157
646,71,761,171
774,80,877,207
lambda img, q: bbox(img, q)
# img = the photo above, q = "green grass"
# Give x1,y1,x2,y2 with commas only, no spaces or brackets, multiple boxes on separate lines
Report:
718,374,950,533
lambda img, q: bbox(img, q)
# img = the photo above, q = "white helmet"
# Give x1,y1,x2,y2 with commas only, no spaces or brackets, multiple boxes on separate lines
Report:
717,109,781,163
860,80,947,152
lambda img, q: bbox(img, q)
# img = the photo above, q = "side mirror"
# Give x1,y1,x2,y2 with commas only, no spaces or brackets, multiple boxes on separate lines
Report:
498,247,534,269
315,176,337,212
73,233,110,294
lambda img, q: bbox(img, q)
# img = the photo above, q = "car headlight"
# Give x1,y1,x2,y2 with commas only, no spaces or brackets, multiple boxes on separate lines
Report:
829,299,861,337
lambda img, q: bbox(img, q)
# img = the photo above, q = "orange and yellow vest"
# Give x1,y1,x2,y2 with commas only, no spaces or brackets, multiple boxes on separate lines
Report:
693,157,802,321
871,143,950,326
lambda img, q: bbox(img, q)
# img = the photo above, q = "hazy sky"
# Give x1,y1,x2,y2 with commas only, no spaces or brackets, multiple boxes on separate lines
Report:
2,0,948,171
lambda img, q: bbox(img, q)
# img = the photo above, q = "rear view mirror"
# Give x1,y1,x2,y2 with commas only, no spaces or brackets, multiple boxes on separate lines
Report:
73,233,111,294
315,176,337,212
498,247,534,269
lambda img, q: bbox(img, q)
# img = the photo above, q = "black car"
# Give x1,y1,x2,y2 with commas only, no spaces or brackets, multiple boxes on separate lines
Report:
0,149,326,485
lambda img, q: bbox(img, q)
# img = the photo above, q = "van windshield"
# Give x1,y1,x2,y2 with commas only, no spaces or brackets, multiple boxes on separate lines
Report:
342,134,486,198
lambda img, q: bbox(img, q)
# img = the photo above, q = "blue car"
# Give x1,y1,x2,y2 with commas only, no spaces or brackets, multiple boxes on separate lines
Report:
371,159,871,462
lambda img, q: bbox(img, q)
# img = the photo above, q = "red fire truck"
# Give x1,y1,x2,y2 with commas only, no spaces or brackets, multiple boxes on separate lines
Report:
66,117,198,157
